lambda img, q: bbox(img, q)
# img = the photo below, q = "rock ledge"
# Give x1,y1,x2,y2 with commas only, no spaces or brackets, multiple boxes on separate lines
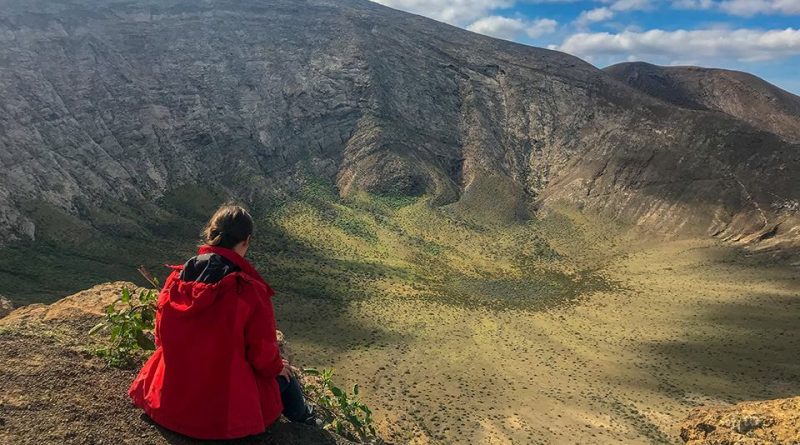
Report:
680,397,800,445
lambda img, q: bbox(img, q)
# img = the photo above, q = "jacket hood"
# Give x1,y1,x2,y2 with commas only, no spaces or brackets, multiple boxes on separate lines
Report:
166,276,232,314
164,246,272,315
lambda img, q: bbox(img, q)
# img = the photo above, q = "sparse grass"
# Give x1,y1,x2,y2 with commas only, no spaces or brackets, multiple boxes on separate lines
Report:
245,180,603,313
8,182,799,444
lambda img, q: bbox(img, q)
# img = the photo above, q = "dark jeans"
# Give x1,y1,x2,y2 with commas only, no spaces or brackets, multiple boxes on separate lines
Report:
277,375,311,422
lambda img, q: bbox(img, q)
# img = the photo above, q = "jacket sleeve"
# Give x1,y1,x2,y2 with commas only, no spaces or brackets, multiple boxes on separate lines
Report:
244,288,283,378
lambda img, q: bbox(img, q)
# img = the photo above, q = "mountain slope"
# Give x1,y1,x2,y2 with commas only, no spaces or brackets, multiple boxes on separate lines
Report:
0,0,799,253
605,62,800,143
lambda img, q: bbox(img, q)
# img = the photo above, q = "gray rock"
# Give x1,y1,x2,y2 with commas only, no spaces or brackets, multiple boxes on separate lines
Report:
0,0,798,247
731,415,764,434
0,295,12,319
606,62,800,143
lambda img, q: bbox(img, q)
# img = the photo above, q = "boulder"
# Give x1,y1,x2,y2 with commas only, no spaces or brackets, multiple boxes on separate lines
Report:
0,281,139,327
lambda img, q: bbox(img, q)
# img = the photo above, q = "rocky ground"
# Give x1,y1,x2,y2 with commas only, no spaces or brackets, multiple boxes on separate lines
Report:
681,397,800,445
0,282,354,445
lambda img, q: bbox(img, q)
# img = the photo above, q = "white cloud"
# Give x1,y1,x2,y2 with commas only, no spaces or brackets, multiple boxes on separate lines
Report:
467,16,558,40
370,0,515,24
574,0,652,28
370,0,800,29
557,28,800,62
718,0,800,16
671,0,800,15
526,18,559,37
576,7,616,26
607,0,654,11
671,0,715,9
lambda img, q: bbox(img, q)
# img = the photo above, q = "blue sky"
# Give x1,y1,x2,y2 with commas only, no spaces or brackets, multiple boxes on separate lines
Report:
370,0,800,94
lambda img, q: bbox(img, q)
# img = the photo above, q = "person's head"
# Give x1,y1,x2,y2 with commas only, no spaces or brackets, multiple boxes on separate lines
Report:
201,204,254,257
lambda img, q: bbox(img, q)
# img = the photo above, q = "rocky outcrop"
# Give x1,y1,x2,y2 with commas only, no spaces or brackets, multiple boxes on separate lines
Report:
0,295,12,318
680,397,800,445
0,0,799,249
0,282,356,445
606,62,800,144
0,281,133,325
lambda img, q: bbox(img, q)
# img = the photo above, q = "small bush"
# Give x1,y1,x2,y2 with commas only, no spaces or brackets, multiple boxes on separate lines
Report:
89,267,159,368
303,368,381,443
89,286,158,368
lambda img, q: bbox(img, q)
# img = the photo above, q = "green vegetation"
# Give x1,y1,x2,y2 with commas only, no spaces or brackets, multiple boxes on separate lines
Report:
7,177,630,443
303,368,380,443
248,179,613,312
5,180,798,444
0,199,199,304
89,280,158,368
2,176,613,312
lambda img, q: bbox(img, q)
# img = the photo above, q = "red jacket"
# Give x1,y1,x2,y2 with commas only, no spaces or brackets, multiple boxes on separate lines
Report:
128,245,284,440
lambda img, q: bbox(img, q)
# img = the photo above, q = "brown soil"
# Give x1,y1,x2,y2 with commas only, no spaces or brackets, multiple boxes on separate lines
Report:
680,397,800,444
0,283,351,445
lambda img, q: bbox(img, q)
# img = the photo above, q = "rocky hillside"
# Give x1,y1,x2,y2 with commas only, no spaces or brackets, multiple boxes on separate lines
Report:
605,62,800,144
680,396,800,445
1,0,799,254
0,282,355,445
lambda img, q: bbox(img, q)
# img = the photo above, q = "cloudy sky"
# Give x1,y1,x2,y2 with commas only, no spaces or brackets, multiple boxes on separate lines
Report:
369,0,800,94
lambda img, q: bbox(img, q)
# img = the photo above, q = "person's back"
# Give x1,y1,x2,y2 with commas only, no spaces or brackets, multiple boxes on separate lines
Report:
128,205,312,440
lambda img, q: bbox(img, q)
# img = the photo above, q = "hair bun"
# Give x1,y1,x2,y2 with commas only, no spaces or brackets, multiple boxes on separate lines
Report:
201,204,254,249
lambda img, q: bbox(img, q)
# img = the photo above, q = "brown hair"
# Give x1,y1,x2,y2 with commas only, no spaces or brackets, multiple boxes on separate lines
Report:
201,204,254,249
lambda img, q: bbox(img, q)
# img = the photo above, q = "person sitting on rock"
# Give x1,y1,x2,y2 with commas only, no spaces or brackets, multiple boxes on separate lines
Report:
128,204,315,440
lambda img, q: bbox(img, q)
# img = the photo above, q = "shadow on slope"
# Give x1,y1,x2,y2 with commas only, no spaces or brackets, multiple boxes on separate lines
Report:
646,259,800,403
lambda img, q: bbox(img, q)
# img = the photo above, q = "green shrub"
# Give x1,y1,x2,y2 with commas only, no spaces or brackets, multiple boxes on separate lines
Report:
89,267,159,368
89,285,158,368
302,368,380,443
